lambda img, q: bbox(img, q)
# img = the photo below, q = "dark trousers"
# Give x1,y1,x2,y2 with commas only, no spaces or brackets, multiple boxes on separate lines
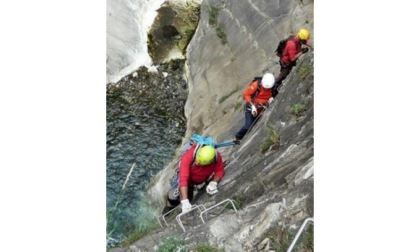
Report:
166,184,194,208
273,61,295,97
162,184,194,214
235,104,257,140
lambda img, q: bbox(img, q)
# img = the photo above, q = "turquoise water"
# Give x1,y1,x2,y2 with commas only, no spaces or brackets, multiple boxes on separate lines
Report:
106,63,187,244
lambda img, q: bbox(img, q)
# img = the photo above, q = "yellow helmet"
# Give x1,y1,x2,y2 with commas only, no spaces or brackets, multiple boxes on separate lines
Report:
195,146,217,166
297,28,310,40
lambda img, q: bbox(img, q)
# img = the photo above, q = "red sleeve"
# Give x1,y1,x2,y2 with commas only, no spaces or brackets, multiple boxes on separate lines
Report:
213,152,225,180
178,147,195,187
243,81,259,104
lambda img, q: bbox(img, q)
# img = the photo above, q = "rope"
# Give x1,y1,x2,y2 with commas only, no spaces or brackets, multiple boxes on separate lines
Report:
244,105,268,137
215,140,238,148
226,104,268,164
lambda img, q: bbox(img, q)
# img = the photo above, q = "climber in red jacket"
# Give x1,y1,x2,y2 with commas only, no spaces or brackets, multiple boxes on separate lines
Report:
163,145,225,214
274,28,312,97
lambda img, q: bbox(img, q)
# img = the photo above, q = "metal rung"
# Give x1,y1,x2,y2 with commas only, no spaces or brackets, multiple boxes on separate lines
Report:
157,205,181,227
199,198,237,224
175,204,206,232
158,198,238,232
287,217,314,252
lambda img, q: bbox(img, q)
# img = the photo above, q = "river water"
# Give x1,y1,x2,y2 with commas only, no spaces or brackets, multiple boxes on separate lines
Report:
106,0,201,245
106,62,188,245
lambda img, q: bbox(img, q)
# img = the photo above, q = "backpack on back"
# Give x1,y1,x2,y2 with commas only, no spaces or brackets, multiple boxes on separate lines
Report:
275,35,294,57
170,134,217,188
170,134,238,188
248,77,262,101
180,134,215,156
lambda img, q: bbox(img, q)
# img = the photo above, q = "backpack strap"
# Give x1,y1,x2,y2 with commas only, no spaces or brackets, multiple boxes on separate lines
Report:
192,144,201,162
192,144,218,165
250,78,262,103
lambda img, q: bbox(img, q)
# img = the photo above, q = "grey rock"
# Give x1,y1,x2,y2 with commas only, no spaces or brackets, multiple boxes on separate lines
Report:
111,0,314,251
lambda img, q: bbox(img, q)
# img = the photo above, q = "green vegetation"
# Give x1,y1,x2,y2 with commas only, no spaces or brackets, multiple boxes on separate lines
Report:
297,62,312,80
208,5,228,45
299,225,314,251
194,243,220,252
219,86,241,103
215,25,228,44
179,29,196,54
209,5,219,27
261,122,280,154
234,101,243,111
264,224,288,252
121,222,158,247
184,29,195,39
290,103,306,117
264,223,314,252
179,5,201,52
158,237,186,252
229,195,245,209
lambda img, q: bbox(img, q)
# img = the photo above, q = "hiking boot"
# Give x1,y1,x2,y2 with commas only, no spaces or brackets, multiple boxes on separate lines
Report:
162,206,176,215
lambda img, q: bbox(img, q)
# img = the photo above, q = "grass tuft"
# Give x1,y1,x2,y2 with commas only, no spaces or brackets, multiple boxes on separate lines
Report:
229,195,245,209
121,222,158,247
261,122,280,154
264,222,314,252
297,62,312,80
219,86,241,103
209,6,219,27
290,103,306,117
215,25,228,44
194,243,220,252
158,236,186,252
234,101,242,111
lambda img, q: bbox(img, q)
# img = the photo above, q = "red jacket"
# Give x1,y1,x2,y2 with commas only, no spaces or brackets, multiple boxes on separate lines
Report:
243,80,272,105
178,146,225,187
281,36,303,66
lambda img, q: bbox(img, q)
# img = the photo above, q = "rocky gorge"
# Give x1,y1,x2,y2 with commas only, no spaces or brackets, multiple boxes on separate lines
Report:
110,0,314,251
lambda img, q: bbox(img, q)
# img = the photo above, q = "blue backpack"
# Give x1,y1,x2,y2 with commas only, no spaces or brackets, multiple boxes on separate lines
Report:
180,134,215,155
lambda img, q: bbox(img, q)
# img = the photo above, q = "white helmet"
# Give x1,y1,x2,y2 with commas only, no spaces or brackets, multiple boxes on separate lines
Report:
261,73,275,89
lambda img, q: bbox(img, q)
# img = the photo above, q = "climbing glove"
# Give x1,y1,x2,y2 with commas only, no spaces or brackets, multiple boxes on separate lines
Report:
181,199,192,213
206,181,218,195
301,47,309,54
251,105,257,117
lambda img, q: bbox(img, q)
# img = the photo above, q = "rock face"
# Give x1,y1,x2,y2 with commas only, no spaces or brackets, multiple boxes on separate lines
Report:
148,0,202,64
111,0,314,251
